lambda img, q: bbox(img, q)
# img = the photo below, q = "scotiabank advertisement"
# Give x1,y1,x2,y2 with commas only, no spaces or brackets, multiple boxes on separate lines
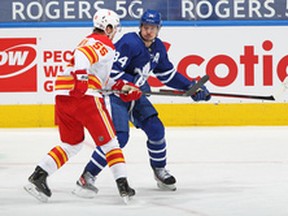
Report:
0,26,288,104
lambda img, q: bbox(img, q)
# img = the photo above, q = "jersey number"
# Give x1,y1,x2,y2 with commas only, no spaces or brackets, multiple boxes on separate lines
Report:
114,51,128,67
93,42,108,56
78,39,108,56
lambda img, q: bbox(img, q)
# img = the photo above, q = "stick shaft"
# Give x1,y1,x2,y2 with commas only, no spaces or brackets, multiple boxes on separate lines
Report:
99,89,185,96
157,90,275,100
210,92,275,101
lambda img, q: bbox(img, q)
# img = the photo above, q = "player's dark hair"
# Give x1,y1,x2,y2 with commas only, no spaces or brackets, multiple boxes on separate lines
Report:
93,24,113,34
93,27,105,33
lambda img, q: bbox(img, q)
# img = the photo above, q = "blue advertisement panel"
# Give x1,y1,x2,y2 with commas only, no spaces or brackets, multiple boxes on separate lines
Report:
1,0,288,26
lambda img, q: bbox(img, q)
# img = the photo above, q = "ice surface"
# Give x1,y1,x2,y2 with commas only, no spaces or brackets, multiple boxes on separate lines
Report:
1,126,288,216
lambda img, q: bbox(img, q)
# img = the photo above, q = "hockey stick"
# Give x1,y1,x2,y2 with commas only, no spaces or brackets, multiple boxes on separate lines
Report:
158,75,288,101
99,75,210,97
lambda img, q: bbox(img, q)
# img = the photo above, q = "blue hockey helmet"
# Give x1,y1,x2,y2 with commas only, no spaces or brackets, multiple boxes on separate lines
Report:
140,9,162,27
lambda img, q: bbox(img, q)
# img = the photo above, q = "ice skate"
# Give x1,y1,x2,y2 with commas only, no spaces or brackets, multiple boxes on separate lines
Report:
116,178,135,204
24,166,51,202
72,171,99,199
153,167,177,191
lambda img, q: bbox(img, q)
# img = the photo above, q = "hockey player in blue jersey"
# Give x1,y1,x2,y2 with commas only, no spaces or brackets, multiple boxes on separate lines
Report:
73,9,211,196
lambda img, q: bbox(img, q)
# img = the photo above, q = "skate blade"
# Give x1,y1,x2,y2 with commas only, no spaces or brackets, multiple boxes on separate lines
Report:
121,194,133,204
24,183,49,202
156,182,177,191
72,185,98,199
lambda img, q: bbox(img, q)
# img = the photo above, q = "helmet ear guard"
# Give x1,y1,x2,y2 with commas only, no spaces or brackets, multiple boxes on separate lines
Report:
93,9,121,37
140,9,162,27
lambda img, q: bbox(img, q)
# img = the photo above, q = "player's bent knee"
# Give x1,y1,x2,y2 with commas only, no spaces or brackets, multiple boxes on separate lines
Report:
117,131,129,148
100,138,120,154
60,142,84,158
142,116,165,141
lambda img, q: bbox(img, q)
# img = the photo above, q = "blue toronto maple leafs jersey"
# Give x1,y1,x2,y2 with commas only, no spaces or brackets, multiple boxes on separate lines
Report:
111,32,191,90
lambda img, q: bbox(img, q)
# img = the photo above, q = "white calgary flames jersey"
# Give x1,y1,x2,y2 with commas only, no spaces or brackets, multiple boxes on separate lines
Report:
54,33,115,97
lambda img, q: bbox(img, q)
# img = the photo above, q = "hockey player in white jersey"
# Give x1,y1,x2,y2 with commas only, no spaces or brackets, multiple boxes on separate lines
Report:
24,9,142,204
74,9,211,197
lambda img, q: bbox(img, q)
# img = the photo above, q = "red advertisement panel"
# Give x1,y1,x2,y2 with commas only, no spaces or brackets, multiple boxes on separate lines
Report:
0,38,37,92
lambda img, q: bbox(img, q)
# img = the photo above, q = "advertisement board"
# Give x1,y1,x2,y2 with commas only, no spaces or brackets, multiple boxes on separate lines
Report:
1,0,288,27
1,0,288,126
0,26,288,105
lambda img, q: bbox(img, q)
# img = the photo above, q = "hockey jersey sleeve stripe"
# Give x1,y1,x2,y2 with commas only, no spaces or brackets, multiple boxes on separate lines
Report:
154,68,175,77
77,46,99,65
55,75,102,91
156,68,177,84
54,76,74,90
88,75,102,90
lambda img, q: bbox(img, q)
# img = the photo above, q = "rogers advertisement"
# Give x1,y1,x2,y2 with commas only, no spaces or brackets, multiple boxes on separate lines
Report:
0,26,288,104
2,0,288,22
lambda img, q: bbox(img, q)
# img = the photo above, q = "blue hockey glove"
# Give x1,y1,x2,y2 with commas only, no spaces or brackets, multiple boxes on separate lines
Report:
190,81,211,102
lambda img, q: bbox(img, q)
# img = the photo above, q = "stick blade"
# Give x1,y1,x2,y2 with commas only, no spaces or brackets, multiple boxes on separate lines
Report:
184,75,210,96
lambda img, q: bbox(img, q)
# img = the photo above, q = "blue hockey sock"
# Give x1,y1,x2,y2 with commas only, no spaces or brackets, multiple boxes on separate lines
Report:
84,146,107,177
146,138,167,168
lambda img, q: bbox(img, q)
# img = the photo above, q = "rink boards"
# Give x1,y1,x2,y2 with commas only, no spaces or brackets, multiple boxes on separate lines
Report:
1,26,288,127
0,103,288,127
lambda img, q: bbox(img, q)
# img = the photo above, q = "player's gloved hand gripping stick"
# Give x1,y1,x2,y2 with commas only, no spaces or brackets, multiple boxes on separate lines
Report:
69,70,89,98
112,79,142,102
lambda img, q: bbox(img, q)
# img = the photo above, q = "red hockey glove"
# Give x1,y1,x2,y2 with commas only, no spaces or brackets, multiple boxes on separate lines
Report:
112,79,125,91
69,69,89,98
112,80,142,102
